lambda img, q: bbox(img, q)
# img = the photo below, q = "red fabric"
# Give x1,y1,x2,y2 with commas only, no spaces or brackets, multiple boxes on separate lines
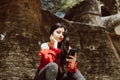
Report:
67,62,77,73
38,46,61,70
38,46,77,73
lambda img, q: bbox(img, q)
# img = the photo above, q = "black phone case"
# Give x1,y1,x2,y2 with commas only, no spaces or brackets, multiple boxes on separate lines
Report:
67,49,76,58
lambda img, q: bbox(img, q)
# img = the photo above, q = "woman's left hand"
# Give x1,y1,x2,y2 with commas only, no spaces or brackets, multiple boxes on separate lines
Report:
66,53,77,69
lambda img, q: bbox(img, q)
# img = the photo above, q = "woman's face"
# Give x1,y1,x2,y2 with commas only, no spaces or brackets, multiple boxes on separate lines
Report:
52,27,65,42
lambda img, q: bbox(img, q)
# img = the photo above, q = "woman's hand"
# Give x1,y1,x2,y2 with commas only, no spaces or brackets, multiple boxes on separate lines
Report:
50,35,58,49
66,53,77,69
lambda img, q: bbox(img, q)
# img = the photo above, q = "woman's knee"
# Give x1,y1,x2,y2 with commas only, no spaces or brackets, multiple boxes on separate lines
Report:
47,62,58,73
73,70,85,80
46,62,58,80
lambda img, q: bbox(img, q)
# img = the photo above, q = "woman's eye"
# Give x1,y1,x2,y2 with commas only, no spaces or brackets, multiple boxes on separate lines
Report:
56,31,64,36
56,31,61,34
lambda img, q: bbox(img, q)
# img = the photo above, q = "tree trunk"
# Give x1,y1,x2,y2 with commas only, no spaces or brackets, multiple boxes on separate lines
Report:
0,0,120,79
0,0,42,79
65,0,120,79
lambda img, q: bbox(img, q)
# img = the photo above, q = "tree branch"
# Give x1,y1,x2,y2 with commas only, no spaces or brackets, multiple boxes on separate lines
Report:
101,13,120,34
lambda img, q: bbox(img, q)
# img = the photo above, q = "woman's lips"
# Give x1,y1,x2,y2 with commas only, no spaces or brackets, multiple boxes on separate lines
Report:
58,37,63,41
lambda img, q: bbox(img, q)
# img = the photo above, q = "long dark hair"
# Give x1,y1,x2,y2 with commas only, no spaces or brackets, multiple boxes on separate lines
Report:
49,22,69,68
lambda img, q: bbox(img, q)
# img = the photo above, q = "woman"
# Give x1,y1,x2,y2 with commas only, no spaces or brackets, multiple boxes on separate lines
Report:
34,23,85,80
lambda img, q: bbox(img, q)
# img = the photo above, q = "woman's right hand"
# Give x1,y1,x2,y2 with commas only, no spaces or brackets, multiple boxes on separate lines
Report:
50,35,58,49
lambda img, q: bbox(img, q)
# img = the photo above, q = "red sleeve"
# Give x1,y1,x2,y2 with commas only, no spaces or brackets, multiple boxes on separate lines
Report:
67,62,77,73
39,47,61,62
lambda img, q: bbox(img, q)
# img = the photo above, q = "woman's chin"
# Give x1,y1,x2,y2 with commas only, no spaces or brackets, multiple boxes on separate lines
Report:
58,40,62,43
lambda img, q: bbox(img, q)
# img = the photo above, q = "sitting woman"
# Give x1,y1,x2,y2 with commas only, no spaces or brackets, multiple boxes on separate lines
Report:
34,22,85,80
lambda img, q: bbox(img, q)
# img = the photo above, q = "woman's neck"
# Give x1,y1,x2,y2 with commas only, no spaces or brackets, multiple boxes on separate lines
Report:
48,41,58,49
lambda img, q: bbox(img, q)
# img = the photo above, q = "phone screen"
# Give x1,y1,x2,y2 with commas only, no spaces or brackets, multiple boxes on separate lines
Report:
67,49,76,59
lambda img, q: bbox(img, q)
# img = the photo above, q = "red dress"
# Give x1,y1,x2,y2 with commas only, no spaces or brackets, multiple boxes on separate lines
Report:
38,46,77,73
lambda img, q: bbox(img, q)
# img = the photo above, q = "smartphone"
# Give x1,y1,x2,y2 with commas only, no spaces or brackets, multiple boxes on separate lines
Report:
67,48,76,59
